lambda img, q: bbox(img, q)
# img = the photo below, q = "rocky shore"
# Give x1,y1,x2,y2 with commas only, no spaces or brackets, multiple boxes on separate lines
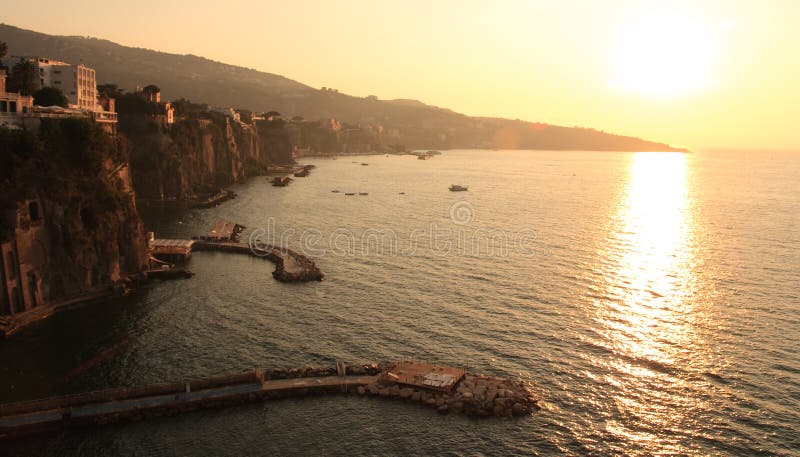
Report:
258,363,539,417
358,372,539,417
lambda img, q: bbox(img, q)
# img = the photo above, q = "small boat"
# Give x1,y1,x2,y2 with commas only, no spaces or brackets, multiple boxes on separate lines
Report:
359,192,368,196
331,190,341,193
449,184,468,192
344,192,356,196
272,176,293,187
399,192,406,195
361,163,369,166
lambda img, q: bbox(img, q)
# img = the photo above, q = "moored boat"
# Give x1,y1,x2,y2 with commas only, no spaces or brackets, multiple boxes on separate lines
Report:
272,176,293,187
449,184,468,192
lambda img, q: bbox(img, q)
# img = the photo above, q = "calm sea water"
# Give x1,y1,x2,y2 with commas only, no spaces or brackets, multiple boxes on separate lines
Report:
1,150,798,456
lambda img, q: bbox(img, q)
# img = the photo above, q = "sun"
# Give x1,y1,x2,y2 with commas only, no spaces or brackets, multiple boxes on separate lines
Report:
612,12,713,98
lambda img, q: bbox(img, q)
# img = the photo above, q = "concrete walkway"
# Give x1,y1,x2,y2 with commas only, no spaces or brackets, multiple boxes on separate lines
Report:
0,375,379,430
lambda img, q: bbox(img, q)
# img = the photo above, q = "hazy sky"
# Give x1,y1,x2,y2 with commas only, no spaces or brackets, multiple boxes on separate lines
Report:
3,0,798,150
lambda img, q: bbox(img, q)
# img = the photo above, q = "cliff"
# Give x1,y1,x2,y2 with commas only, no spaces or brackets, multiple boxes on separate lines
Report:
0,119,149,317
120,113,260,200
256,119,293,165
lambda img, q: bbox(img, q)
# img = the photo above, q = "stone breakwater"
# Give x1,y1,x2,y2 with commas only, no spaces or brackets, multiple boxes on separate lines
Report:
192,241,324,282
358,372,539,417
0,362,538,440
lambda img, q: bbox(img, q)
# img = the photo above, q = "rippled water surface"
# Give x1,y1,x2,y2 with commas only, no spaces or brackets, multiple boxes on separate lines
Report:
1,150,798,456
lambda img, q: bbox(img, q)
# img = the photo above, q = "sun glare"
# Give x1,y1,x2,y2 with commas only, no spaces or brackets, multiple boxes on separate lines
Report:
612,12,713,98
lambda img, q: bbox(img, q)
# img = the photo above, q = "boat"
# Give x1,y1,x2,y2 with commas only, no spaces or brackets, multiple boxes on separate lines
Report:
359,192,368,196
271,176,293,187
344,192,356,196
361,163,369,166
331,190,341,193
417,153,431,160
449,184,468,192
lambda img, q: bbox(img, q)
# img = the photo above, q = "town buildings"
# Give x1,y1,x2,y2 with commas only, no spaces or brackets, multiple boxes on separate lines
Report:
0,70,34,123
0,199,44,316
27,57,98,110
0,57,117,133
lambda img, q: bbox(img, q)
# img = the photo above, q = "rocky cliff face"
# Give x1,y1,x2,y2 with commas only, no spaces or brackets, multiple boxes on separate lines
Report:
0,119,148,314
122,115,259,199
256,119,293,164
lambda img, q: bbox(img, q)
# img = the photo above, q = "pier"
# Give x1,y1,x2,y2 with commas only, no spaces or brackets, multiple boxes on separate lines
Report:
0,361,539,440
192,240,324,282
148,221,324,282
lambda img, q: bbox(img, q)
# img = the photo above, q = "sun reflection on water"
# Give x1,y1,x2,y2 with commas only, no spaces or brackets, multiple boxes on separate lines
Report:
607,152,696,363
592,152,705,451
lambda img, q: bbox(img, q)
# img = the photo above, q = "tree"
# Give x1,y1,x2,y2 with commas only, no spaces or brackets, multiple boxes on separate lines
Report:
97,83,124,99
172,98,207,117
142,84,160,94
33,87,69,107
7,59,36,95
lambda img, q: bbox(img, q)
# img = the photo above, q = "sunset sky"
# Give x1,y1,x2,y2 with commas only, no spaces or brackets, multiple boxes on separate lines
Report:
3,0,798,150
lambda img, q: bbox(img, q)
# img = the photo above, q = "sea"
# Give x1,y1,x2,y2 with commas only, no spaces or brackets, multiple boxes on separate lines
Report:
1,149,798,456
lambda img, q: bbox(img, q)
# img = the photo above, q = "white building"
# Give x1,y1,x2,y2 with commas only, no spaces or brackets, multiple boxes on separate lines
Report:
27,57,98,110
0,70,34,127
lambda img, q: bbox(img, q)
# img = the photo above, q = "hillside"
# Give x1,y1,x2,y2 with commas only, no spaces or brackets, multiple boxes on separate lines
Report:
0,23,685,151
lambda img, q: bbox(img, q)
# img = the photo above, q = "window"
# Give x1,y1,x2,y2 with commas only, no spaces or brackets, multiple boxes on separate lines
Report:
11,287,22,314
27,272,38,308
6,251,16,280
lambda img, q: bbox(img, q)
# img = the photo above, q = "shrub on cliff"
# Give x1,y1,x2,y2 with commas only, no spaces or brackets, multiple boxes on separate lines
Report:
33,86,69,107
38,118,123,171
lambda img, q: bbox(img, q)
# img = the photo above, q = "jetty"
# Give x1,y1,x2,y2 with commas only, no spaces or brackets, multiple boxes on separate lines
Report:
0,361,539,440
193,240,324,282
137,189,237,209
149,221,323,282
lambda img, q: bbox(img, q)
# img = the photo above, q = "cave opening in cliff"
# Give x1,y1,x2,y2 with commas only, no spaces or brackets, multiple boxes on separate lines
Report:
28,201,41,222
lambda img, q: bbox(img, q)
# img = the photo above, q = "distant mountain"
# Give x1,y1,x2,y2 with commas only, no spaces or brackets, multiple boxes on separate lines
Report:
0,23,685,151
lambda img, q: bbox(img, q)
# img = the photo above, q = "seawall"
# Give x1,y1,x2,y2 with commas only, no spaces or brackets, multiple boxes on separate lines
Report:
0,362,539,440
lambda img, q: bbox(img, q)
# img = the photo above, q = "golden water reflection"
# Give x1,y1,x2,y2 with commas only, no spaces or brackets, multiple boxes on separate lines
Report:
596,152,704,451
607,152,697,364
